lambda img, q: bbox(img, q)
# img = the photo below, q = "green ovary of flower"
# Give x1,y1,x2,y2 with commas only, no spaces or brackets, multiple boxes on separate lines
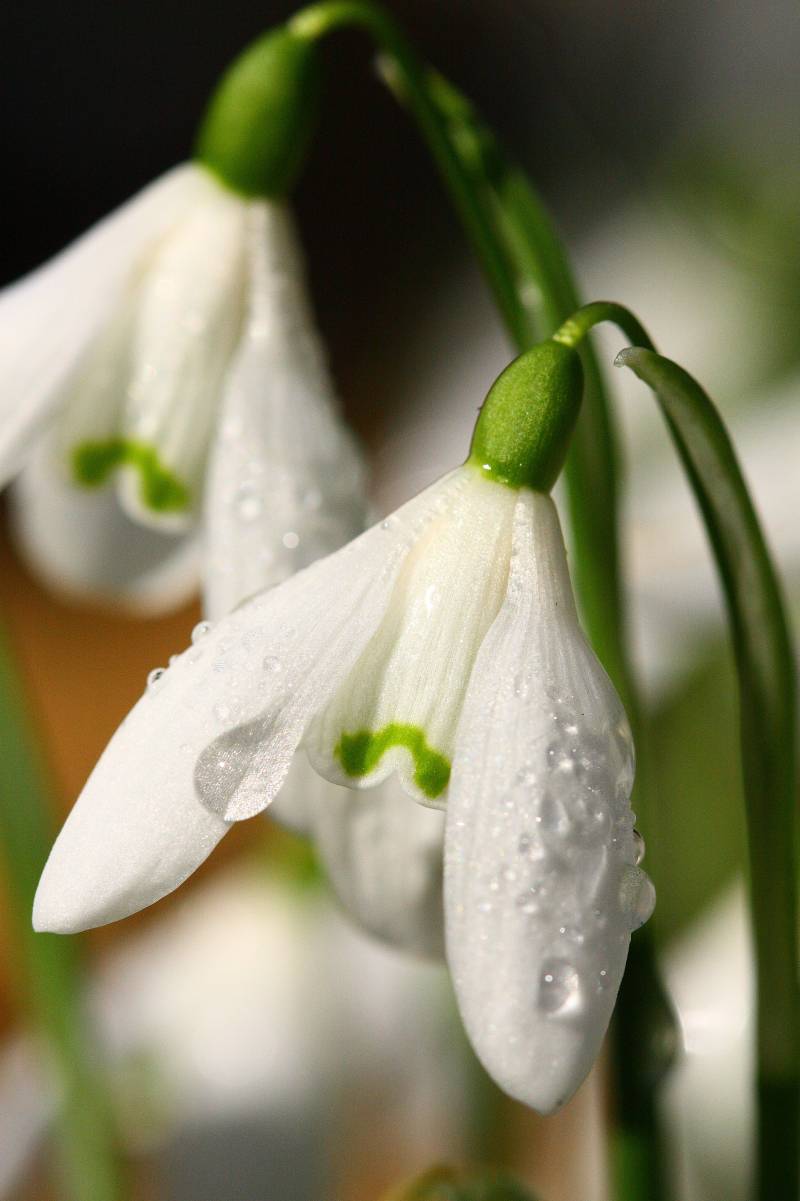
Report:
335,723,451,799
71,439,190,513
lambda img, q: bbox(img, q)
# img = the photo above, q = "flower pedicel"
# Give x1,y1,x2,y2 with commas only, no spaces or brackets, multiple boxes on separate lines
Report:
33,339,655,1114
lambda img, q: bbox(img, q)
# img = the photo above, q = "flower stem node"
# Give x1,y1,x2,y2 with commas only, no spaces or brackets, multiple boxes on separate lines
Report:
468,339,583,493
194,27,322,198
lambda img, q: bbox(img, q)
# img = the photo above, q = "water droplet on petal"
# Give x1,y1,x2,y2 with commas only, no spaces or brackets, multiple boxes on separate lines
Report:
146,667,166,690
619,865,656,930
633,829,646,865
191,621,213,644
538,959,580,1014
236,483,263,522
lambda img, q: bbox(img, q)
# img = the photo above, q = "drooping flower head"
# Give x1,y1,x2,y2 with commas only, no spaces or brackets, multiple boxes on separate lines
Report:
0,28,366,614
33,338,654,1114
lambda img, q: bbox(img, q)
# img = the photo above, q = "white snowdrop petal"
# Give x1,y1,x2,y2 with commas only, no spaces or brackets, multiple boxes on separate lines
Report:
32,473,460,933
203,202,367,621
118,179,249,530
10,438,201,616
445,490,649,1115
306,467,517,806
311,769,445,957
0,164,208,485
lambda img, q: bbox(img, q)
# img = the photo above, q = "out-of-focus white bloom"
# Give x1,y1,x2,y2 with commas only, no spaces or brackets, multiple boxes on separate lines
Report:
0,164,366,614
662,884,753,1201
34,444,653,1114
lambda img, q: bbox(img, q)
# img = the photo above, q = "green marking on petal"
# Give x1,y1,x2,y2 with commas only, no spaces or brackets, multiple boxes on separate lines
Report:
335,723,451,799
71,439,190,514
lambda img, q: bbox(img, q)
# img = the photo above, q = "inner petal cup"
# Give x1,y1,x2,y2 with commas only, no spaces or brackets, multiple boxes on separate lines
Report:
117,184,249,530
306,469,517,806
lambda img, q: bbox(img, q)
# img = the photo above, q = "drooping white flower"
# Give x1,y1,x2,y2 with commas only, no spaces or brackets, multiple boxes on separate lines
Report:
33,340,654,1112
0,163,366,613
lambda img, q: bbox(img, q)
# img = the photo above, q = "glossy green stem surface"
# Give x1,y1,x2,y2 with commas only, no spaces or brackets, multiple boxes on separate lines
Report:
0,628,123,1201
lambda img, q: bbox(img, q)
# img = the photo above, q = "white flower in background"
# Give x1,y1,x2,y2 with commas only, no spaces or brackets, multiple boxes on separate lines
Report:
34,340,655,1114
0,162,366,614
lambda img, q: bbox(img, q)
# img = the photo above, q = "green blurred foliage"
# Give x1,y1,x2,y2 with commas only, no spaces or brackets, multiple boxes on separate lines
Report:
647,640,748,943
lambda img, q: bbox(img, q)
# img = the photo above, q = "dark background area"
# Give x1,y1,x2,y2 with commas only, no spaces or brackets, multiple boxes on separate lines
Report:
3,0,798,440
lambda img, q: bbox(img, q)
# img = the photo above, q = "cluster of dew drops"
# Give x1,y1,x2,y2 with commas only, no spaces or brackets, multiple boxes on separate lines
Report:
494,683,657,1017
145,619,285,705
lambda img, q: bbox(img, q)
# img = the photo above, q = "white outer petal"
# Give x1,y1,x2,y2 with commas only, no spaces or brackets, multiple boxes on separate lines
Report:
0,164,208,485
306,467,517,805
33,471,461,933
310,769,445,957
10,438,201,616
445,490,649,1114
118,179,249,529
203,202,367,622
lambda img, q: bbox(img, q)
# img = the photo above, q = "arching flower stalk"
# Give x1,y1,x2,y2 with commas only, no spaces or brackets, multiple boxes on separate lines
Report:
34,339,655,1114
0,30,365,614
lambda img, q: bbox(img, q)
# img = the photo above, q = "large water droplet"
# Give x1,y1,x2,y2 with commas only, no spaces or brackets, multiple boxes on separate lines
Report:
633,829,646,865
537,959,580,1014
619,865,656,930
191,621,213,644
236,483,262,522
146,667,166,691
194,718,270,818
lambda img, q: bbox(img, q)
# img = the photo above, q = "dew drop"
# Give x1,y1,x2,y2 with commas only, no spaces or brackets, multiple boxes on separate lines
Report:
236,484,262,522
633,829,646,865
619,865,656,930
194,718,269,818
146,667,166,690
537,959,580,1014
191,621,212,644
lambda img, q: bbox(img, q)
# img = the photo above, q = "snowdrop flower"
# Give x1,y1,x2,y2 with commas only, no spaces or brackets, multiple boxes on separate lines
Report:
0,28,365,614
34,339,654,1113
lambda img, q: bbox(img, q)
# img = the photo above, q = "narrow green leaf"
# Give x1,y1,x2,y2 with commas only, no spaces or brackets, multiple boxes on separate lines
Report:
0,627,124,1200
617,346,800,1201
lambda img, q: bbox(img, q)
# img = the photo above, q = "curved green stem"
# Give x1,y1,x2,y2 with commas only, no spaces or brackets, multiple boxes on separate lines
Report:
563,302,800,1201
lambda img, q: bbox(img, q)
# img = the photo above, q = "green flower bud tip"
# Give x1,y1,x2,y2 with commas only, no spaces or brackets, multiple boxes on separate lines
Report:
194,27,321,199
467,339,583,493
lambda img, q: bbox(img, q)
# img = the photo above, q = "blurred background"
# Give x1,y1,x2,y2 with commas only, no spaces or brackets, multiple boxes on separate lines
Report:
0,1,799,1198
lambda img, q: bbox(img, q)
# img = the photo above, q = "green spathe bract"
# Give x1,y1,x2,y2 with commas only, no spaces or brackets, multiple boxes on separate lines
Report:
194,27,321,198
467,340,583,493
336,723,451,799
72,439,190,514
